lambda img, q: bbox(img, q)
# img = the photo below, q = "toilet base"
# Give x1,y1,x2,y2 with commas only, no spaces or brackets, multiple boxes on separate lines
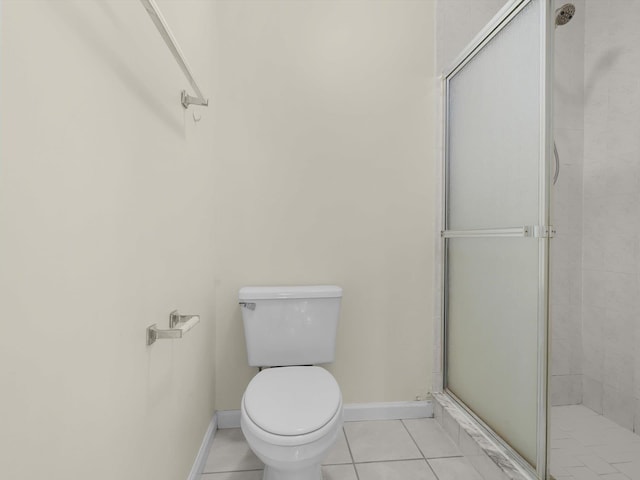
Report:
262,464,321,480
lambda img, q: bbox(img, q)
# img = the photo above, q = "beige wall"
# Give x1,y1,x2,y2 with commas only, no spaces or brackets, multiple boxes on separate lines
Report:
212,0,437,410
435,0,507,71
0,0,439,477
0,2,216,479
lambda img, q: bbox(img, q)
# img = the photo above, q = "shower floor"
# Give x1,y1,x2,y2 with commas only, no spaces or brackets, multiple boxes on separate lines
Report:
551,405,640,479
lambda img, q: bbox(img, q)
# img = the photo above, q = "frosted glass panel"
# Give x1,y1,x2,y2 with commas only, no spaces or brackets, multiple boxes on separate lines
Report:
447,0,540,230
446,237,539,465
444,0,548,470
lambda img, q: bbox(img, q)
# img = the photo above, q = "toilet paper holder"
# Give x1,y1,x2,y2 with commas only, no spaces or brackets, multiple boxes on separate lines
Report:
147,310,200,345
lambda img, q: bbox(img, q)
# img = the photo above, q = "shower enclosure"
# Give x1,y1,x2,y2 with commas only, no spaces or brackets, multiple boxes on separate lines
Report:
440,0,640,479
440,0,553,478
441,0,554,476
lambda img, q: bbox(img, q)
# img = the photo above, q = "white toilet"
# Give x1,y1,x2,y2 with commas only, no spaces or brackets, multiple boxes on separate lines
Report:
238,285,344,480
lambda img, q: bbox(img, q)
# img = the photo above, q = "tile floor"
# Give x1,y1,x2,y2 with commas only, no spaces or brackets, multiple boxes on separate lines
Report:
201,418,484,480
551,405,640,480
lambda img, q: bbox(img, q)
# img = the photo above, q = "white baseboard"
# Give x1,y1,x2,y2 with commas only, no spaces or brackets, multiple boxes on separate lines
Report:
343,400,433,421
216,409,242,429
216,400,432,429
187,413,217,480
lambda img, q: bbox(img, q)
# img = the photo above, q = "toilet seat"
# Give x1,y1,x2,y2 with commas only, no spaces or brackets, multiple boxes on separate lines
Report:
242,366,342,446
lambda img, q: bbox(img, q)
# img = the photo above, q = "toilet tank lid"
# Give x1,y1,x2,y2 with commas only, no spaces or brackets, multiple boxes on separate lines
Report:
238,285,342,300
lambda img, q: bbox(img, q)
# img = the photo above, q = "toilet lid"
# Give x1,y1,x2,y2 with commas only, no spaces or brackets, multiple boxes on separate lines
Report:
243,366,341,436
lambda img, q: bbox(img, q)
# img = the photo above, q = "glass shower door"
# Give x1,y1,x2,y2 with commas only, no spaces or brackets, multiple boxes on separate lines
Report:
442,0,553,477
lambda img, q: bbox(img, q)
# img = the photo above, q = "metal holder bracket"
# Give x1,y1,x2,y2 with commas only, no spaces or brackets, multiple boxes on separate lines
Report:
181,90,209,109
147,310,200,345
533,225,556,238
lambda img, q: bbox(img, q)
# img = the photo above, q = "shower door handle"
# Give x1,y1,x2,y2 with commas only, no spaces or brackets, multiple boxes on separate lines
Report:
553,142,560,185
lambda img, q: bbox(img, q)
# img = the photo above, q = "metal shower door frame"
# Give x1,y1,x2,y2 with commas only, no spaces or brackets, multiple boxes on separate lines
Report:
439,0,554,478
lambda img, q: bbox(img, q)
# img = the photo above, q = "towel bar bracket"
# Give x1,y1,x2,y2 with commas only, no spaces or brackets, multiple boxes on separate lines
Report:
181,91,209,109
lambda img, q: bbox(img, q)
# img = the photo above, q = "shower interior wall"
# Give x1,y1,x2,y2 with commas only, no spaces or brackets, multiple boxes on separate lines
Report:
552,0,640,434
580,0,640,433
549,0,585,407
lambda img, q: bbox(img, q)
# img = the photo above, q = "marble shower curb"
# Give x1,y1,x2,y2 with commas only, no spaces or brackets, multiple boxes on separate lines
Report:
433,392,536,480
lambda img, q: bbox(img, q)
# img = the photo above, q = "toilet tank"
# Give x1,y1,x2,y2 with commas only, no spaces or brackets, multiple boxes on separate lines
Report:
238,285,342,367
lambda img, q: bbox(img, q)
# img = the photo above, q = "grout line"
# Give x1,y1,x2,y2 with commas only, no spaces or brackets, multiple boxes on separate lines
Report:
401,419,442,479
342,426,360,480
201,468,264,475
401,419,428,461
354,458,428,465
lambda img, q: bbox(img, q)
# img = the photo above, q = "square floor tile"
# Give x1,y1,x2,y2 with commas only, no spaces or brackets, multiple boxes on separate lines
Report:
322,464,358,480
323,428,353,465
576,454,619,474
564,466,601,480
344,420,422,462
613,461,640,480
551,405,640,480
201,471,262,480
590,443,640,464
428,457,483,480
403,418,461,459
356,459,437,480
203,429,263,473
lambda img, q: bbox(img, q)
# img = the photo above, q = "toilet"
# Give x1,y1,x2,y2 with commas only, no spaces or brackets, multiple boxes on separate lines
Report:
238,285,344,480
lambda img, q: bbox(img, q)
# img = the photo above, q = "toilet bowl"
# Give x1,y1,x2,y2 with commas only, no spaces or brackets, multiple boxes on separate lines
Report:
240,366,343,480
